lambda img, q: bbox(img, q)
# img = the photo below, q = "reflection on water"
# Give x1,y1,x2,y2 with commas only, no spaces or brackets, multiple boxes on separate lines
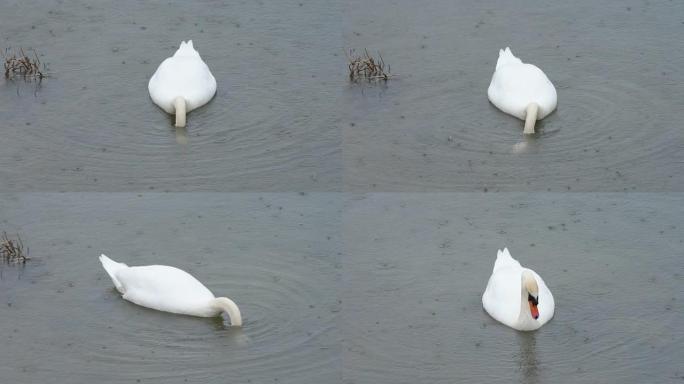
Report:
0,262,27,282
512,134,539,154
175,126,188,145
2,77,44,98
214,317,251,346
518,332,539,384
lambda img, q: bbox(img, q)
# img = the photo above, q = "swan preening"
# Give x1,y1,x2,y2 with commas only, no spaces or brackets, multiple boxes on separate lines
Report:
488,47,557,134
99,254,242,326
482,248,554,331
148,40,217,128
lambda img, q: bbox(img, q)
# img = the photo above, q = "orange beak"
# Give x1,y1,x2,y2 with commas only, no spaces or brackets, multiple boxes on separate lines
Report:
528,294,539,319
529,302,539,319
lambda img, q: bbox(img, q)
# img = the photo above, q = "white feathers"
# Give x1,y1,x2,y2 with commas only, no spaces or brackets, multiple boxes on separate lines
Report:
98,254,242,326
488,47,557,127
148,40,217,117
495,47,522,70
482,248,555,331
99,254,127,293
173,40,201,58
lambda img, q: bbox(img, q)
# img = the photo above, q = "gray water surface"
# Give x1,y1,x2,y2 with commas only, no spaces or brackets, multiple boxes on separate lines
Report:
1,193,682,383
342,0,684,191
0,193,341,384
0,0,343,191
342,193,683,383
1,1,682,383
1,0,682,191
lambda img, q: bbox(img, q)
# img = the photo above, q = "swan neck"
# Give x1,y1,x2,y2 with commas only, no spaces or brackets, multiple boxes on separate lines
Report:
174,97,186,128
519,285,530,322
524,103,539,134
518,274,536,324
213,297,242,327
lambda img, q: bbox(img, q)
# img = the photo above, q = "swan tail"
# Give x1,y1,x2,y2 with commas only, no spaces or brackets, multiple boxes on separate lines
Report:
173,40,200,58
99,254,127,293
493,247,518,272
496,247,513,261
495,47,522,70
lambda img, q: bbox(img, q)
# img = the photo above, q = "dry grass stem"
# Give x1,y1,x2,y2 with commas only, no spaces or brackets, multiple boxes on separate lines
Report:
3,47,47,80
347,49,394,82
1,232,29,264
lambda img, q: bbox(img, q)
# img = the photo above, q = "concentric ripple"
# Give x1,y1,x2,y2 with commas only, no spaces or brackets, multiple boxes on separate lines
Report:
0,0,342,192
341,193,684,383
344,70,682,191
0,193,342,384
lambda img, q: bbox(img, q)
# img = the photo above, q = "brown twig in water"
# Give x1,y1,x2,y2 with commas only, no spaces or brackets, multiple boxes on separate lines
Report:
347,48,394,82
1,232,29,264
3,47,48,80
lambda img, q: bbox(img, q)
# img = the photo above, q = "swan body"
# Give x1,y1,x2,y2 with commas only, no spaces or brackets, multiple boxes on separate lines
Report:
482,248,554,331
99,254,241,326
148,40,217,127
487,47,557,134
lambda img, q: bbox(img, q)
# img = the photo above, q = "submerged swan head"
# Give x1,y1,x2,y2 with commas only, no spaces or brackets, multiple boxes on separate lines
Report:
211,297,242,327
521,270,540,320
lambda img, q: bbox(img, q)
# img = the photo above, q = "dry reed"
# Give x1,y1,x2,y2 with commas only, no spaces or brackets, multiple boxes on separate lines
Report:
3,47,47,80
1,232,29,264
347,49,393,82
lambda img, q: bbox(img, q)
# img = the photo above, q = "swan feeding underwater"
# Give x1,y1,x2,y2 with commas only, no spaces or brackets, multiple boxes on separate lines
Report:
482,248,554,331
148,40,217,128
99,254,242,326
488,47,557,134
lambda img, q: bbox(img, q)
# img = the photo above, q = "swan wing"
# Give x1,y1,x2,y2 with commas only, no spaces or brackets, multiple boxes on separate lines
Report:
99,254,128,294
492,247,520,273
495,47,522,70
117,265,216,316
483,265,522,328
483,249,524,328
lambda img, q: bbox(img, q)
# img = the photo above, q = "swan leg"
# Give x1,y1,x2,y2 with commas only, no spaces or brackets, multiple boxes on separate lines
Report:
174,97,187,128
523,103,539,135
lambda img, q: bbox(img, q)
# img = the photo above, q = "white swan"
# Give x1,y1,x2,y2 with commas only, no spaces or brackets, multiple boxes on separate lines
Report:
148,40,217,128
482,248,554,331
99,254,241,326
487,47,557,134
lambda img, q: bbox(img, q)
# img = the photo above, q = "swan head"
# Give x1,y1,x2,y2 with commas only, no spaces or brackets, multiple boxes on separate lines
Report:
211,297,242,327
522,270,540,320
